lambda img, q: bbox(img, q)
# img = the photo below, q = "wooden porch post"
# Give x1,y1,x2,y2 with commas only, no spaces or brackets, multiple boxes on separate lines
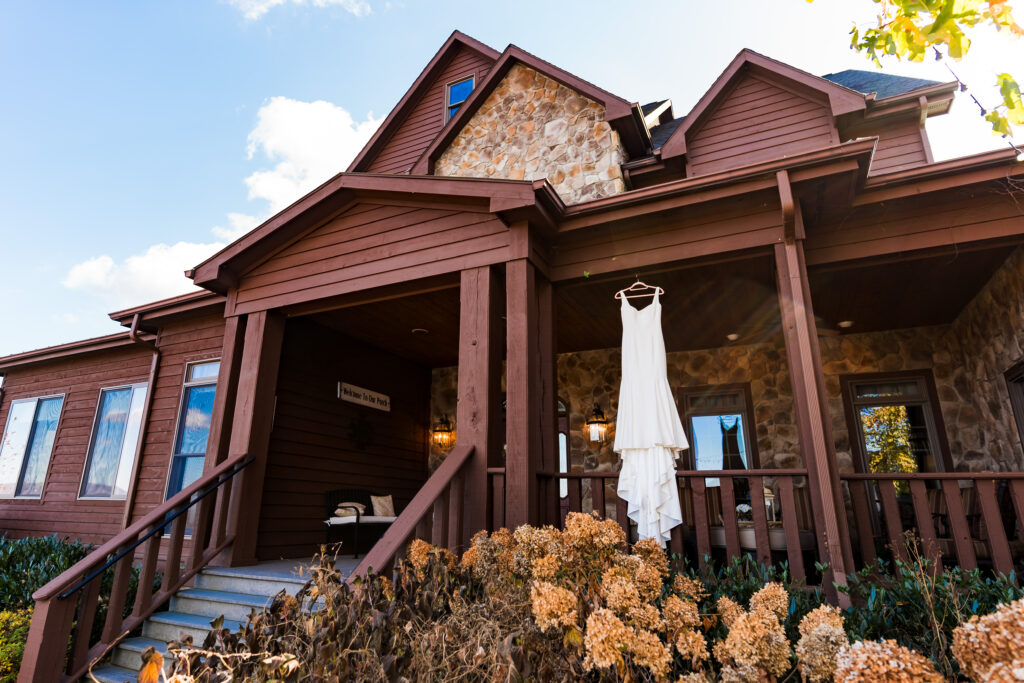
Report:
537,275,559,526
205,314,247,468
221,309,286,566
775,235,850,602
457,266,502,546
505,222,552,529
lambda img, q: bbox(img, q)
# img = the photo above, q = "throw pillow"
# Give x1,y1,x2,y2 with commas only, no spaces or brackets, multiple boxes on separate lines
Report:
334,502,366,517
371,494,395,517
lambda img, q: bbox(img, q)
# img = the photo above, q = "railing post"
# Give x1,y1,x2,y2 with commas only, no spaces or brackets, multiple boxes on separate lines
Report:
457,266,502,547
17,597,78,683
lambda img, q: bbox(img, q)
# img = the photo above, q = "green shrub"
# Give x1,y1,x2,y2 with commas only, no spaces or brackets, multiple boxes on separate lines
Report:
0,609,32,683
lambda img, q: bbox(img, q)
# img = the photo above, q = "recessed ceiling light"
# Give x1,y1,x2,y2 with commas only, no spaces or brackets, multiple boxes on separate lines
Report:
726,333,740,342
837,320,855,329
411,328,429,335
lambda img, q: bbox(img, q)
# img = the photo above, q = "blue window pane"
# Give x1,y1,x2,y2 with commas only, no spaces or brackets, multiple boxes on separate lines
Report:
15,397,63,497
188,361,220,381
176,385,216,456
169,455,204,496
81,389,132,498
690,413,747,488
447,78,473,106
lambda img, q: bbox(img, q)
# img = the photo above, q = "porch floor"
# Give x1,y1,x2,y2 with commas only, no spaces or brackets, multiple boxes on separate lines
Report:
234,556,361,581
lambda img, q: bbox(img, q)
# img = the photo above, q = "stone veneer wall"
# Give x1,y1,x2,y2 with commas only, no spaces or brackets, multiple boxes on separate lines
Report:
427,247,1024,477
433,64,627,204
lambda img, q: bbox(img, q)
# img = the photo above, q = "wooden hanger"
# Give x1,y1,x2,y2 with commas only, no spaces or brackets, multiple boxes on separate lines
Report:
614,278,664,300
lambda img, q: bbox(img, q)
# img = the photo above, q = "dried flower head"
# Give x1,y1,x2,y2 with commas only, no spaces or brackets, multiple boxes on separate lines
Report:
407,538,433,572
675,674,709,683
564,511,626,554
796,606,847,683
532,553,559,581
675,628,709,668
584,608,631,671
530,580,579,633
952,597,1024,681
633,537,669,576
979,660,1024,681
663,594,701,633
673,574,708,602
603,572,642,614
629,627,672,679
713,606,791,679
627,603,666,632
612,553,664,601
749,581,789,623
716,596,744,628
835,639,943,682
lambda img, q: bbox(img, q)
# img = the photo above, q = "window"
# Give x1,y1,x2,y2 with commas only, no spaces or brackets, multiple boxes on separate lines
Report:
166,360,220,498
0,395,64,498
1007,362,1024,449
445,76,474,122
681,386,757,497
80,384,148,499
844,373,948,477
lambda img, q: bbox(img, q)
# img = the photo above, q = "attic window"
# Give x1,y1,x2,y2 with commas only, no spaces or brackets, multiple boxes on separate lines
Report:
445,76,474,122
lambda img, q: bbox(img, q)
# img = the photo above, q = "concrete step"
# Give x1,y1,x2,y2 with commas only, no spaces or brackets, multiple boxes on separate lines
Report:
111,636,172,673
172,587,272,622
142,611,242,644
87,663,139,683
194,565,307,597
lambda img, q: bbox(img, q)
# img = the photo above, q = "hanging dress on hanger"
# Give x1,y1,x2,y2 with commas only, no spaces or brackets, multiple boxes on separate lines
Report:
613,291,688,546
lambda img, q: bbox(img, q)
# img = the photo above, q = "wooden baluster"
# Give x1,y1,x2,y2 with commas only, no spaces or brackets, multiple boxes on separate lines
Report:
669,474,685,559
940,479,977,570
567,478,582,517
908,479,942,571
432,488,450,547
691,477,711,571
876,480,906,561
131,529,162,618
616,495,629,546
848,479,877,564
749,476,771,566
190,496,214,572
416,515,429,541
1009,480,1024,546
163,512,187,589
211,474,233,548
719,476,741,561
491,472,504,531
777,477,805,582
67,575,102,675
591,476,606,518
100,552,132,644
976,479,1014,575
447,470,465,552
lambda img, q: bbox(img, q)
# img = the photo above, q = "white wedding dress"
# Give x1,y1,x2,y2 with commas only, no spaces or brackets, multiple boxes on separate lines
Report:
613,291,688,546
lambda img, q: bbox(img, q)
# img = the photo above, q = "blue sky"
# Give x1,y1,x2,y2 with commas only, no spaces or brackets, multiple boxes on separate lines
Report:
1,0,1021,356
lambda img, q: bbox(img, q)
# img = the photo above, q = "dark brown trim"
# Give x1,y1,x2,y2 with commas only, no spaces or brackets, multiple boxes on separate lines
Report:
677,383,760,470
347,31,500,173
0,333,143,372
838,369,954,474
109,291,225,330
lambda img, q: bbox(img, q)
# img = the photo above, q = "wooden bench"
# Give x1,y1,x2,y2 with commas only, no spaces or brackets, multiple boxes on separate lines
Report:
324,489,398,558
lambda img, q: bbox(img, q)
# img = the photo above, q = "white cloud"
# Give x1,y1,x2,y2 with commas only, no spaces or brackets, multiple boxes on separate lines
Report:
245,96,379,213
228,0,371,21
63,96,379,306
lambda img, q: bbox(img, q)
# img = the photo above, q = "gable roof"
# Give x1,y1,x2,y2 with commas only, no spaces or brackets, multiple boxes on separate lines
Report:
409,43,648,174
660,48,867,161
346,31,501,173
823,69,945,100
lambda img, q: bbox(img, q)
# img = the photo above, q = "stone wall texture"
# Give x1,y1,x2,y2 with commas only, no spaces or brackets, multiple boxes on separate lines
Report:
428,247,1024,477
434,64,627,205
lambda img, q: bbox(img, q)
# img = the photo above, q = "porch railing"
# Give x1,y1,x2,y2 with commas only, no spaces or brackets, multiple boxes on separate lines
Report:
348,445,475,581
18,452,254,683
842,472,1024,574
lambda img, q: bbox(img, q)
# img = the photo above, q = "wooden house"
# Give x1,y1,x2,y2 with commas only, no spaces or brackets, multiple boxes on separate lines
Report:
5,32,1024,680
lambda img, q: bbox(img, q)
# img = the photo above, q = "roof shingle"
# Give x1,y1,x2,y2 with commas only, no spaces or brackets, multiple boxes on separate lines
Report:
823,69,944,99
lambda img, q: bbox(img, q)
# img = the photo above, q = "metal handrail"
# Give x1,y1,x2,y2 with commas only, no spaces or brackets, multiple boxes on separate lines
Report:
57,455,254,600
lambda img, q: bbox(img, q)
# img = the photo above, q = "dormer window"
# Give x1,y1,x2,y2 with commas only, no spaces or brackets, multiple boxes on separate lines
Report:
445,76,474,122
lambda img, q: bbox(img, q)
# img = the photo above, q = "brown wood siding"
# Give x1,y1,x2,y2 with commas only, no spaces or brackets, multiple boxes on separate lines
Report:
234,202,510,314
257,318,430,559
128,313,227,522
806,184,1024,265
866,117,930,175
366,45,494,174
686,74,837,176
0,347,153,544
550,190,784,280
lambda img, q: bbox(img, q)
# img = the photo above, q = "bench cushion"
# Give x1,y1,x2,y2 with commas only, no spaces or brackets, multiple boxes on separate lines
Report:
325,516,397,525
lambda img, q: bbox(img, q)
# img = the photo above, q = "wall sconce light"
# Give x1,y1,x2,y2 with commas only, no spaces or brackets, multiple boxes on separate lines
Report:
432,414,455,450
585,403,610,445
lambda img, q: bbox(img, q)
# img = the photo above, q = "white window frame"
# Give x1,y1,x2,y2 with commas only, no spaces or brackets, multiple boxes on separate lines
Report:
78,382,149,500
0,393,65,499
444,75,475,123
163,359,221,500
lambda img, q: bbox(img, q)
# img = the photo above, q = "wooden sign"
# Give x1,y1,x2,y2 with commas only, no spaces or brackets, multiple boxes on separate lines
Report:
338,382,390,412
